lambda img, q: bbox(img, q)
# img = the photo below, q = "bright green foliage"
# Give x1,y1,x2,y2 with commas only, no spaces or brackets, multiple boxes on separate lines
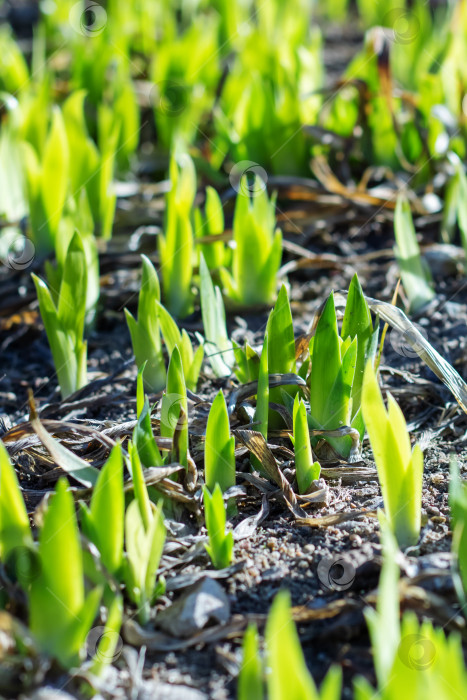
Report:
292,396,321,494
221,179,282,307
195,187,227,270
151,19,220,148
266,285,296,376
204,390,235,494
62,90,118,240
125,255,166,393
128,441,153,531
22,106,69,254
156,299,204,391
203,484,234,569
0,441,32,562
449,456,467,602
200,254,234,378
394,195,435,313
214,25,322,174
266,590,342,700
29,479,102,668
123,498,166,624
46,224,99,330
133,365,164,468
0,29,29,94
79,445,124,577
341,274,379,439
159,153,196,318
233,341,261,384
358,512,467,700
361,362,423,548
266,285,297,426
308,292,357,458
238,624,263,700
32,232,88,399
160,346,189,467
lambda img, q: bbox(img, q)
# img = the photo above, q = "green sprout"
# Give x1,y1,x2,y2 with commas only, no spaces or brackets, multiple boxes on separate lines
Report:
221,177,282,307
237,624,263,700
265,589,342,700
341,273,379,439
125,255,166,393
159,153,196,318
358,512,467,698
79,444,124,578
361,362,423,549
32,231,88,399
292,396,321,494
308,292,358,458
204,390,236,495
199,253,235,378
123,496,166,625
195,186,228,271
29,478,102,669
0,441,33,569
132,364,164,468
22,106,69,254
156,298,204,392
203,484,234,570
160,346,189,467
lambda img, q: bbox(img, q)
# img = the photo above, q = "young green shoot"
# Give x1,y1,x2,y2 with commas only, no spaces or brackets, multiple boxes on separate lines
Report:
195,185,227,270
158,153,196,318
79,444,124,577
155,298,204,392
238,624,263,700
199,253,235,378
204,390,236,496
203,484,234,570
221,177,282,307
123,497,166,624
292,396,321,494
0,442,33,572
32,231,88,399
125,255,166,393
160,346,189,467
308,292,357,458
29,478,102,668
361,361,423,549
22,106,69,254
265,589,342,700
132,364,164,468
341,273,379,439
